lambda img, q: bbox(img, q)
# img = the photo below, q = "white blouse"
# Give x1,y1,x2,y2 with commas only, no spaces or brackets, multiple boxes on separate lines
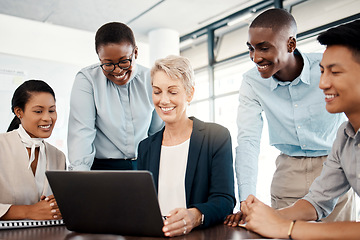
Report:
157,139,190,216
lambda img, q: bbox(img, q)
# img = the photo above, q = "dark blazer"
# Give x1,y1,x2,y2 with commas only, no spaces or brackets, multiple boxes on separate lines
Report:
137,117,235,228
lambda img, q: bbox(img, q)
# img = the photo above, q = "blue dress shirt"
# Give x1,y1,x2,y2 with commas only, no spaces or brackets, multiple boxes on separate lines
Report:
235,50,346,201
68,64,164,171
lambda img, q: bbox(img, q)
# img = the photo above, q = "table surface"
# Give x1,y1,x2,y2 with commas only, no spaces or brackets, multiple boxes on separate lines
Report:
0,224,266,240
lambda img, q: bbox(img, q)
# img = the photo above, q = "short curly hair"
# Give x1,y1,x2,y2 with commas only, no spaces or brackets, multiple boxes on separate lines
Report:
95,22,136,53
250,8,297,36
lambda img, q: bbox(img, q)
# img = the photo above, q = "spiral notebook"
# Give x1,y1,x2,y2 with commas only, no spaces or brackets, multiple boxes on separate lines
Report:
0,219,64,230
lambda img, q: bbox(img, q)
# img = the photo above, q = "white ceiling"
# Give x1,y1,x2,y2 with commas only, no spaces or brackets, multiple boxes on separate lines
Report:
0,0,264,42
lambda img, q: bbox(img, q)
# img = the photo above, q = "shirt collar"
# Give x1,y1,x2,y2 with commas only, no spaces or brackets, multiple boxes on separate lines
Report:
126,64,139,85
344,121,360,140
270,49,311,91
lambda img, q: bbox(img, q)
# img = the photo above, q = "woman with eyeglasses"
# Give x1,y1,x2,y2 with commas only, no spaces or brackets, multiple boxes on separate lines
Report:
67,22,163,171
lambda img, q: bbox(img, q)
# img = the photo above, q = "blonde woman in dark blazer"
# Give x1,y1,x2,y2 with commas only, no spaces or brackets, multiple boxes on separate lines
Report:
0,80,65,220
137,55,235,237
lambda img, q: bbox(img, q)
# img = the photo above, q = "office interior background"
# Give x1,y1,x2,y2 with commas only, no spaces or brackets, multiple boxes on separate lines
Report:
0,0,359,215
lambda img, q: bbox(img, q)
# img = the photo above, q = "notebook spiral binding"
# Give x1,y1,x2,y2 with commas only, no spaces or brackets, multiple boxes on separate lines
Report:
0,219,64,230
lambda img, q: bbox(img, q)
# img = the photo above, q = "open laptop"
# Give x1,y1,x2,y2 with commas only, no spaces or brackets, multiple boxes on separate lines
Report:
45,170,164,237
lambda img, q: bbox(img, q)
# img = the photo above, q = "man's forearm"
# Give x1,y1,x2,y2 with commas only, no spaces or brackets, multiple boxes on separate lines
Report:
277,199,318,221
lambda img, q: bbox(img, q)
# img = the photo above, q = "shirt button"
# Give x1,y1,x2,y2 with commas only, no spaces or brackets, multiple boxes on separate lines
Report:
297,126,301,129
294,104,298,107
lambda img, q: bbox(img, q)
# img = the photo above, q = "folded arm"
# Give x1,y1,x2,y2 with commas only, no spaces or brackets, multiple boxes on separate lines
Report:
242,195,360,239
1,195,61,220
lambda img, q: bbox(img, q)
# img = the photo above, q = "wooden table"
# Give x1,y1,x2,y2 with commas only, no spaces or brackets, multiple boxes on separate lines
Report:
0,224,265,239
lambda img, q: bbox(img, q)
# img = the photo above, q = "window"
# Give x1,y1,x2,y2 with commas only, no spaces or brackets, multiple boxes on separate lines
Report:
215,25,249,62
187,100,210,122
214,58,253,96
292,0,360,33
181,37,208,70
192,69,209,102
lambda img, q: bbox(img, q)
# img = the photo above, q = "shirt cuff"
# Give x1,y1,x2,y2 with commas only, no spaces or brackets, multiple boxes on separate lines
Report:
302,196,323,220
239,184,256,202
68,164,91,171
0,204,12,218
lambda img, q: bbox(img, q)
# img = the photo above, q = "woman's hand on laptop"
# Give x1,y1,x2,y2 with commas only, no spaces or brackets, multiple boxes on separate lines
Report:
162,208,202,237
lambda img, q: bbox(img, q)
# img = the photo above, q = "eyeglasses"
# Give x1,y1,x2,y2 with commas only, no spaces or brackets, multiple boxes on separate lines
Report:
100,49,135,72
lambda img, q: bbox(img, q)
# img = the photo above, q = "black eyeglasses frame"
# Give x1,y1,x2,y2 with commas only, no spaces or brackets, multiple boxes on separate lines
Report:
100,49,135,72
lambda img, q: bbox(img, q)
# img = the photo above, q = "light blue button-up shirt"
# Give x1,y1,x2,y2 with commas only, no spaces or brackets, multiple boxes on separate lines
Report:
68,64,163,171
235,50,346,201
304,121,360,219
